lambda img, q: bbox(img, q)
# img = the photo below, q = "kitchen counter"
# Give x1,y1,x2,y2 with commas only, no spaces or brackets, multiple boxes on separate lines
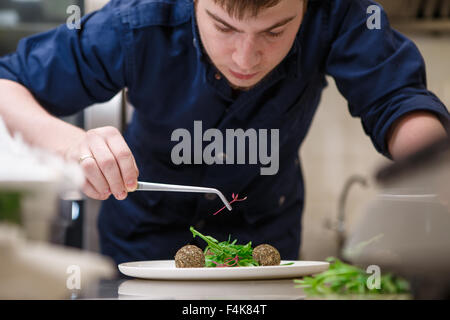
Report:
76,277,415,300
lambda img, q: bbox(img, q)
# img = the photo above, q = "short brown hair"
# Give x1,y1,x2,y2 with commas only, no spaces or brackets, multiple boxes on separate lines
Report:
212,0,283,20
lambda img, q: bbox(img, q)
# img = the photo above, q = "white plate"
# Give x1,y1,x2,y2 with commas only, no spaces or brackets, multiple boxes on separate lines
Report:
118,260,329,280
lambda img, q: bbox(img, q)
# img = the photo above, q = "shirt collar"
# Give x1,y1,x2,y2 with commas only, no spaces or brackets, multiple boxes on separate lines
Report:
190,2,206,60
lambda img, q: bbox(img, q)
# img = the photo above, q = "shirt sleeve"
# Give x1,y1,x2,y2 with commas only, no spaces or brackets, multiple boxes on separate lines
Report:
325,0,450,158
0,0,127,116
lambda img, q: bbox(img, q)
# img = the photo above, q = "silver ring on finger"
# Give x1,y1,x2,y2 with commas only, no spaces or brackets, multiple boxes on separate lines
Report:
78,154,95,164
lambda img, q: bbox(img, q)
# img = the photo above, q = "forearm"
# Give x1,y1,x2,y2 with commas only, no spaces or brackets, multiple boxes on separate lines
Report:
0,79,85,158
387,111,448,160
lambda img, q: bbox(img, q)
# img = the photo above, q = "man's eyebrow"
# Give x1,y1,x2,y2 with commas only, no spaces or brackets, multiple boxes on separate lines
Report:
206,9,296,33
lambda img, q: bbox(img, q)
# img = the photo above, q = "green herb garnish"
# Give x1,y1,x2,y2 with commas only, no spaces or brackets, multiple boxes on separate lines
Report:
294,257,411,297
190,226,259,267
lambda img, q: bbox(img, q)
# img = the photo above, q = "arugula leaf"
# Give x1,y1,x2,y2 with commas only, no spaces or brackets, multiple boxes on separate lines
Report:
190,226,259,267
294,257,411,296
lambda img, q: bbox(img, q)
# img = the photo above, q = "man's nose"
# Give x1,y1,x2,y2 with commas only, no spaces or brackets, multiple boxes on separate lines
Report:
232,35,261,71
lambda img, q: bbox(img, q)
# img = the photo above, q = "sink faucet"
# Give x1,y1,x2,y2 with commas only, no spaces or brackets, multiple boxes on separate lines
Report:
324,174,368,261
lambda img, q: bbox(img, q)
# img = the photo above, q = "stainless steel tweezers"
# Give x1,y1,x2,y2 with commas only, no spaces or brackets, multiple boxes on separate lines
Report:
136,181,232,211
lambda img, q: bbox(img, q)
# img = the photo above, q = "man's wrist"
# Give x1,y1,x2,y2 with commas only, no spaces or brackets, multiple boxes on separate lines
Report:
40,116,86,160
387,111,448,160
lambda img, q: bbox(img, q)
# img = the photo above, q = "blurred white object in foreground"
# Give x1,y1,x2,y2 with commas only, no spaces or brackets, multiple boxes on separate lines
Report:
0,116,85,241
0,224,115,299
0,115,84,194
0,116,115,299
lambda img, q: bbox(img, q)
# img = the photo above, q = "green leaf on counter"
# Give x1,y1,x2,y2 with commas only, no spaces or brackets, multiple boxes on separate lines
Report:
294,257,411,297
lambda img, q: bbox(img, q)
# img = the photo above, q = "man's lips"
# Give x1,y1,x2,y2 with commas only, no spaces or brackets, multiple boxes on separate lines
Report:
229,69,259,80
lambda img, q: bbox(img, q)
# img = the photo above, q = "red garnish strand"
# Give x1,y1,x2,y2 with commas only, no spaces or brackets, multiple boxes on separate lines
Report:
211,261,227,267
211,255,240,267
224,255,240,267
212,193,248,216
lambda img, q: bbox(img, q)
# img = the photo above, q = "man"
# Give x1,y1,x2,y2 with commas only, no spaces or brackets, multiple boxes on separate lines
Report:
0,0,448,265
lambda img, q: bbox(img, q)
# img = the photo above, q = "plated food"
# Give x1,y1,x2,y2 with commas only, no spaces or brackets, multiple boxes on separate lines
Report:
174,227,282,268
175,244,205,268
252,244,281,266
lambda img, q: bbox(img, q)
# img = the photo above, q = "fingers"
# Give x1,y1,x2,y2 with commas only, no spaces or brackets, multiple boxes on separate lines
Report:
87,129,128,200
79,145,111,199
76,126,139,201
82,180,109,201
105,130,139,192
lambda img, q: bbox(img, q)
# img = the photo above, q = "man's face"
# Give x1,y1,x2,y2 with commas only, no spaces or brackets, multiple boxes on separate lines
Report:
195,0,305,90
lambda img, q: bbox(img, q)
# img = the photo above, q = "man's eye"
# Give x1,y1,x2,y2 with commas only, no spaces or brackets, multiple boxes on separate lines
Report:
266,30,284,38
214,25,232,33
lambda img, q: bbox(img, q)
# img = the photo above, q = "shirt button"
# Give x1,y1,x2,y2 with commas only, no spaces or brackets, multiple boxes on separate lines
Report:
294,158,299,166
279,196,286,207
215,73,222,80
205,193,217,201
193,38,197,48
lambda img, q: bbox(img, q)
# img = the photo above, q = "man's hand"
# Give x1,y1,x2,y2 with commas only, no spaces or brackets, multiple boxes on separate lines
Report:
0,80,139,201
65,126,139,201
387,111,448,160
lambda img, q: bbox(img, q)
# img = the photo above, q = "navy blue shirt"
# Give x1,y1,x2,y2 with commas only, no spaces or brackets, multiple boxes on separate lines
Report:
1,0,449,264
